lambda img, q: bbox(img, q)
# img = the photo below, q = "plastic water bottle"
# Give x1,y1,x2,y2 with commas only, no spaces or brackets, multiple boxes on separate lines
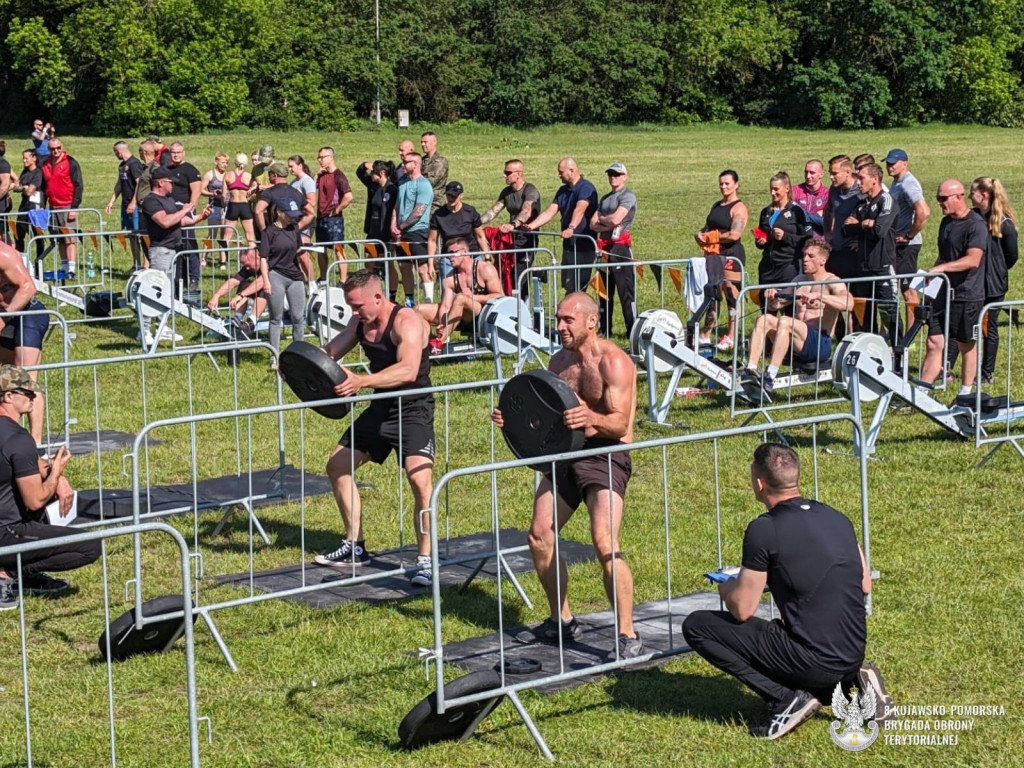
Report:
86,251,97,280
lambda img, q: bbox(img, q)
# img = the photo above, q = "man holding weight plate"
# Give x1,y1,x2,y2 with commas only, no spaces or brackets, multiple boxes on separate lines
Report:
491,292,643,658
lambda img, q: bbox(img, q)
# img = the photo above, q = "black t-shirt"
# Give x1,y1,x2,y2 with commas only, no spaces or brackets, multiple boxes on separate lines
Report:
937,211,989,303
166,161,201,205
430,203,484,252
259,224,304,280
118,156,145,203
742,496,867,669
18,167,44,211
141,193,182,248
0,416,41,528
260,183,306,221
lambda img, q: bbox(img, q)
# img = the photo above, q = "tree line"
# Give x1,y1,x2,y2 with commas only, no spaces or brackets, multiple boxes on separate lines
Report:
2,0,1022,133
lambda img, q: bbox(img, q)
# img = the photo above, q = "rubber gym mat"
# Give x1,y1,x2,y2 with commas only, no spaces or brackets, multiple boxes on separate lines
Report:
433,592,775,694
77,463,333,519
40,429,160,456
215,529,596,607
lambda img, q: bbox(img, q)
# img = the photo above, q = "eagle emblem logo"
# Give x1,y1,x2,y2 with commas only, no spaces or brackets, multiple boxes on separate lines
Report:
830,683,879,751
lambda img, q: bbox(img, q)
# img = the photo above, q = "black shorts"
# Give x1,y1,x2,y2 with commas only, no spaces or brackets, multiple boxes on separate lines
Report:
545,439,632,512
226,201,253,221
340,398,435,464
397,231,429,264
893,243,921,289
928,300,983,344
0,299,49,351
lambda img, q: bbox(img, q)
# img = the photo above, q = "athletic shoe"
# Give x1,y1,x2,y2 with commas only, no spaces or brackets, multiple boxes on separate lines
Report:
715,335,734,352
750,689,821,740
314,540,370,567
138,329,156,347
158,327,183,342
409,555,433,587
66,270,76,281
404,297,415,308
980,373,994,385
220,262,228,271
0,580,18,612
617,632,644,659
18,572,70,596
429,337,444,356
760,373,775,395
536,616,582,643
698,335,712,346
858,662,895,723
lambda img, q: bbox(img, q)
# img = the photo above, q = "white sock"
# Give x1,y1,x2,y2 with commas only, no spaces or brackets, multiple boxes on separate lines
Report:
767,364,779,378
423,281,435,303
959,385,972,396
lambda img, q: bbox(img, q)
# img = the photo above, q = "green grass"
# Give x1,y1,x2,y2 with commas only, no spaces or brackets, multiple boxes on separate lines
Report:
1,123,1023,767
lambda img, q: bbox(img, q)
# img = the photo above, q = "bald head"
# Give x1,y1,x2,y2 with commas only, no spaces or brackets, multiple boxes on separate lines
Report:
557,157,580,184
937,179,968,217
560,291,598,316
555,292,600,349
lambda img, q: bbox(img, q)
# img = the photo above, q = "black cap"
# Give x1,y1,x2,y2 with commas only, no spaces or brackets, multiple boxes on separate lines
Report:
445,181,464,197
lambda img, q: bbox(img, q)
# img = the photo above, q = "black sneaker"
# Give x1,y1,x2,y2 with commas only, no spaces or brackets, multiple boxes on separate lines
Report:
858,662,895,723
760,372,775,395
0,580,18,611
750,690,821,740
314,540,370,567
537,616,582,643
617,632,644,659
18,572,70,596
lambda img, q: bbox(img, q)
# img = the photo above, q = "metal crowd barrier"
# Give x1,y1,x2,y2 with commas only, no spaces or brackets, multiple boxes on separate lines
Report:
422,413,871,759
974,298,1024,465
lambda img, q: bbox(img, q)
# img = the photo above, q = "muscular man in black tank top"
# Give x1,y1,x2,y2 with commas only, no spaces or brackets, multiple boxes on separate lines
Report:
314,269,437,586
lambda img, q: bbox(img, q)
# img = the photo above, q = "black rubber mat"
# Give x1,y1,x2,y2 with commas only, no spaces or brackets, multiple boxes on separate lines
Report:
215,529,595,606
77,463,333,519
434,592,775,694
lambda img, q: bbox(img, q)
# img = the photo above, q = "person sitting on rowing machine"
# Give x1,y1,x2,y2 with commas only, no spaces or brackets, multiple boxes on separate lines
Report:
743,240,852,394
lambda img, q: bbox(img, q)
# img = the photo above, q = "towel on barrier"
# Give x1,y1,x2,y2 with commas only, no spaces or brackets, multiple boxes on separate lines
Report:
484,227,516,296
685,257,708,314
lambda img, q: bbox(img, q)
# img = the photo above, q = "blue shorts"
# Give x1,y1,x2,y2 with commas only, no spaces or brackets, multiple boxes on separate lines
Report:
793,324,832,363
0,299,50,351
315,216,345,244
121,207,139,232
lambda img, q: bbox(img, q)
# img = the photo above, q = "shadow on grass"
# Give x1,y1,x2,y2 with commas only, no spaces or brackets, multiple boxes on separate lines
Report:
392,581,526,630
607,667,764,725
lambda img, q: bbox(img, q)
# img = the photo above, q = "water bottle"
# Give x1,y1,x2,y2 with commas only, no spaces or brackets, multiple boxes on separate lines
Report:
86,251,97,280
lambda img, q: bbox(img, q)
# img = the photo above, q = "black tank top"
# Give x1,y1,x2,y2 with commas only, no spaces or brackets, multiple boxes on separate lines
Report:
453,260,487,296
356,304,432,395
705,199,746,263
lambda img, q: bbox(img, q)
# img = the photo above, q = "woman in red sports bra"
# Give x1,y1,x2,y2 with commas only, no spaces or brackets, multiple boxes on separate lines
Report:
223,152,256,247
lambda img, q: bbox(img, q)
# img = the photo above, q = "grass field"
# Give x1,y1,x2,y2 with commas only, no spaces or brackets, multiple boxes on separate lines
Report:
1,123,1023,767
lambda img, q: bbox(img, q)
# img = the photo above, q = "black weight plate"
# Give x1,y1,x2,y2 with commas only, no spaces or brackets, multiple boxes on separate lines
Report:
497,657,542,675
98,594,196,662
398,670,505,750
498,369,584,469
279,340,350,419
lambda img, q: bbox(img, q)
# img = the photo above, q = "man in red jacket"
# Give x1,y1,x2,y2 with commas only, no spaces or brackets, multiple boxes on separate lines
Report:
39,138,84,280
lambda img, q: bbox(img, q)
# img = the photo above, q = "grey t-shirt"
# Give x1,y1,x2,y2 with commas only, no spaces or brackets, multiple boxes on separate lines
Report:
890,171,925,245
598,186,637,236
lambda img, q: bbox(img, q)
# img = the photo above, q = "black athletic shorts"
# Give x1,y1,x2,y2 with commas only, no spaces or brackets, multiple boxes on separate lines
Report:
893,243,921,289
226,201,253,221
340,398,435,464
928,300,983,344
544,439,631,512
0,298,49,351
397,230,429,265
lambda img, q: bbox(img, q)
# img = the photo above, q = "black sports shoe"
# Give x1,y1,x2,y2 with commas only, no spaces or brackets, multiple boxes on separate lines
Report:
616,632,644,659
0,580,19,611
750,690,821,740
18,572,70,596
537,616,582,643
314,540,370,567
858,662,895,723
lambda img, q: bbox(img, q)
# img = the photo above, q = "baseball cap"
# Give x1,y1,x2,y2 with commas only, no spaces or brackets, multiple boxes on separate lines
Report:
606,162,628,175
0,365,42,393
883,149,908,164
146,135,161,144
445,181,464,197
268,162,289,178
151,167,173,181
258,144,275,163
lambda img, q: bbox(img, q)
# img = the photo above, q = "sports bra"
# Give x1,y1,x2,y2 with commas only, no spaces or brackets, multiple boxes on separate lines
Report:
227,171,250,191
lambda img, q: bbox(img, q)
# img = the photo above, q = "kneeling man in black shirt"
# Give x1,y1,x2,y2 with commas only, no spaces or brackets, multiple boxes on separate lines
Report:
683,443,892,740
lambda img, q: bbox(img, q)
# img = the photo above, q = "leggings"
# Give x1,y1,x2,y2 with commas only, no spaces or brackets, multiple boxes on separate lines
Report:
268,270,306,352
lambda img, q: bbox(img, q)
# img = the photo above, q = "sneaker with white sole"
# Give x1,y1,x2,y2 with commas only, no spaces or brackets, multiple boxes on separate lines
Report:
159,327,183,342
0,580,18,612
314,540,370,567
750,689,821,740
138,329,156,347
858,662,895,723
715,335,734,352
409,555,433,586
